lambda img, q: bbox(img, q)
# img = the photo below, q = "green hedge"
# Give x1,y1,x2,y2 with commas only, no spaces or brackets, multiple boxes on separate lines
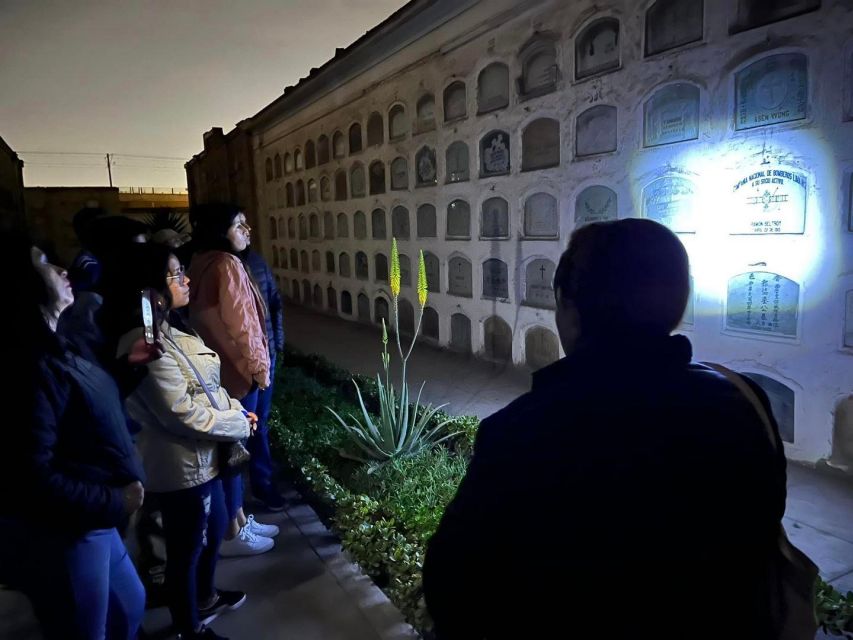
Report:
269,347,853,638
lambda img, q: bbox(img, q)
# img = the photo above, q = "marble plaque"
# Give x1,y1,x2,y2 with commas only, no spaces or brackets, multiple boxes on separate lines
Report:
525,259,556,309
309,214,320,238
327,287,337,311
390,106,408,139
370,162,386,195
726,271,799,338
300,250,308,273
333,133,345,159
354,211,367,239
341,291,353,314
313,284,322,308
481,197,509,238
311,250,321,272
392,206,410,239
524,48,558,94
576,185,617,227
484,316,512,361
324,212,334,239
375,297,389,325
522,118,560,170
644,83,700,147
398,300,415,336
337,213,348,238
478,63,509,113
424,253,440,293
350,166,365,198
526,327,560,370
326,251,335,273
742,373,795,443
444,82,467,121
357,294,370,322
446,142,469,183
450,313,472,353
367,113,383,147
576,19,620,79
399,254,411,287
335,171,347,201
355,252,369,280
845,291,853,348
371,209,386,240
645,0,703,56
730,167,807,234
483,259,509,299
524,193,559,238
321,177,331,202
338,253,351,278
576,106,617,157
481,131,510,176
423,307,439,340
642,175,697,233
449,256,473,297
416,147,437,186
349,124,362,153
391,157,408,190
375,254,389,282
736,54,807,131
447,200,471,238
417,204,437,238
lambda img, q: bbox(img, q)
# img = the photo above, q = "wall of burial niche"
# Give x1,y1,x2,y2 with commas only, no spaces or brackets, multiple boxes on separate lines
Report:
257,0,853,464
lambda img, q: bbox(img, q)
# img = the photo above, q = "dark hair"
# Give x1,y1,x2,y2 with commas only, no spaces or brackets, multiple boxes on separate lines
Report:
87,216,149,260
72,207,108,246
189,202,242,255
554,219,690,338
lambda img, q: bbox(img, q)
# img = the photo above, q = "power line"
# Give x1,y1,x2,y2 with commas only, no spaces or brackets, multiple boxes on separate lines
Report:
19,151,188,161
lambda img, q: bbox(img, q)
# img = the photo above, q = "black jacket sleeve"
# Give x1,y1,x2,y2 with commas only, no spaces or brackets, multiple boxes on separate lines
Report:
267,262,285,352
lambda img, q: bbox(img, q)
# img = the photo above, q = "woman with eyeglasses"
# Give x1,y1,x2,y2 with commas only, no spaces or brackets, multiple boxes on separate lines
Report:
109,243,254,640
185,203,277,557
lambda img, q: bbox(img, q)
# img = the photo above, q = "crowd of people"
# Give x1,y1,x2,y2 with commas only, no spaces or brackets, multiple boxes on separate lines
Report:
0,205,804,640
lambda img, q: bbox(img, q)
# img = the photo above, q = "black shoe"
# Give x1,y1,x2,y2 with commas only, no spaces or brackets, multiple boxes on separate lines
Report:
198,589,247,626
178,626,229,640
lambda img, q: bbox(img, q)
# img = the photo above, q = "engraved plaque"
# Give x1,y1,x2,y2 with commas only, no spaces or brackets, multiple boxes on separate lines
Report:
644,83,700,147
480,131,510,176
449,256,473,297
576,106,617,157
730,167,807,234
447,200,471,238
522,118,561,171
526,327,560,369
446,142,469,183
642,175,697,233
416,147,437,187
483,259,509,299
525,259,556,309
524,193,559,238
392,206,410,239
450,313,471,353
726,271,799,338
736,54,807,131
576,185,617,227
481,197,509,238
417,204,437,238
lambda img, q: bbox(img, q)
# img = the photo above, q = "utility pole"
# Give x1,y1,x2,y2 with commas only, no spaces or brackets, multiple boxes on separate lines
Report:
106,153,113,187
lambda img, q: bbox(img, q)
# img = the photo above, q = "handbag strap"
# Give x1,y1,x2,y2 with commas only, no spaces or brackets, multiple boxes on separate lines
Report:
701,362,778,453
163,332,221,411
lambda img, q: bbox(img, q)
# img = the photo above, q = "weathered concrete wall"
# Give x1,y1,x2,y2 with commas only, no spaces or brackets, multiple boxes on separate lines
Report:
249,0,853,464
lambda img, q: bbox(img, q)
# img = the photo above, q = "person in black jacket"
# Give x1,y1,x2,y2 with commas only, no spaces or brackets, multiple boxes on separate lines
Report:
242,231,286,511
423,219,787,640
0,232,154,640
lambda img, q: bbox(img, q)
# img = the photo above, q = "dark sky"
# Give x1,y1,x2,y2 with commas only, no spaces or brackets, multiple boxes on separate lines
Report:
0,0,405,188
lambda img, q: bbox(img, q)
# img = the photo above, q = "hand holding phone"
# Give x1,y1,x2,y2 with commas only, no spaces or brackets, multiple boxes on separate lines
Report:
141,289,159,345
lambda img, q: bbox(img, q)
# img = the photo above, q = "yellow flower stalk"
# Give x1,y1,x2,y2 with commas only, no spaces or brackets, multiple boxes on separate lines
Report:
417,250,428,308
390,238,401,297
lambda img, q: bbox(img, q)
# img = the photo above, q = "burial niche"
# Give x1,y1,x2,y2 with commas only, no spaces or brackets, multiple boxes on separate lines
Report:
575,185,617,227
645,0,703,57
525,327,560,369
576,105,617,157
450,313,472,353
735,53,807,131
726,271,799,339
575,18,620,80
524,192,559,238
482,259,509,299
525,259,556,309
448,256,473,298
483,316,512,361
643,83,700,147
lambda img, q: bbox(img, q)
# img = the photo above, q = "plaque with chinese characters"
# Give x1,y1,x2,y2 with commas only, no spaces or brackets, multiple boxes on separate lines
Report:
731,168,806,234
481,131,510,176
726,271,799,338
736,53,807,131
576,185,617,227
642,175,697,233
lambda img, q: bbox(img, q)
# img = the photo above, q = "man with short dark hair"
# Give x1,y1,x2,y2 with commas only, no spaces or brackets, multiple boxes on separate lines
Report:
423,219,787,640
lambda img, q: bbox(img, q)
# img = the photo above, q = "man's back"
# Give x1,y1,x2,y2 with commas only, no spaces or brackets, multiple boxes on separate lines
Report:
423,334,786,640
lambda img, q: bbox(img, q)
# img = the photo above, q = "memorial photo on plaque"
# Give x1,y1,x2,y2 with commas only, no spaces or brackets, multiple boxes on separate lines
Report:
350,164,365,198
446,141,469,183
524,192,559,238
644,83,700,147
726,271,799,338
483,316,512,361
417,94,436,133
522,118,560,171
519,35,559,97
446,200,471,239
392,206,410,239
399,254,411,287
448,256,473,298
416,146,437,187
354,211,367,239
341,290,352,315
525,259,556,309
369,161,386,195
477,62,510,114
444,81,467,121
339,252,351,278
355,252,369,280
417,204,437,238
845,290,853,348
337,213,348,238
525,327,560,370
367,112,384,147
481,197,509,239
333,132,345,159
575,185,617,227
576,105,617,157
483,259,509,299
423,307,439,340
735,53,807,131
371,208,387,240
349,123,362,154
730,167,807,234
375,254,389,282
335,170,347,201
389,104,408,140
645,0,703,57
424,252,440,293
575,18,620,80
742,373,795,443
480,130,510,177
642,175,697,233
357,293,370,322
391,157,408,191
450,313,472,353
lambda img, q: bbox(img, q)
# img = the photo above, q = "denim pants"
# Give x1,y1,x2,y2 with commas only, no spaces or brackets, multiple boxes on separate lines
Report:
219,387,259,520
247,353,278,500
156,477,227,635
0,521,145,640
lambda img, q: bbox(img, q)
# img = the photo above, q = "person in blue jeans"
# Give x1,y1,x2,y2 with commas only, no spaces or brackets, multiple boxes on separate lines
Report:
0,232,150,640
242,237,286,512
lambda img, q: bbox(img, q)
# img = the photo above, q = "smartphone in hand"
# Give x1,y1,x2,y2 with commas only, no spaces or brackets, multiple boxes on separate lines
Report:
141,289,159,345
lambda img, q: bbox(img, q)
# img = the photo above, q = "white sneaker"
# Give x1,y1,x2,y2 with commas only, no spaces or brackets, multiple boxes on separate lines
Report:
219,524,274,557
246,514,280,538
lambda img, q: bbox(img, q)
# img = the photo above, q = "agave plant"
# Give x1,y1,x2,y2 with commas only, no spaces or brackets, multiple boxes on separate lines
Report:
144,209,188,234
327,239,459,466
